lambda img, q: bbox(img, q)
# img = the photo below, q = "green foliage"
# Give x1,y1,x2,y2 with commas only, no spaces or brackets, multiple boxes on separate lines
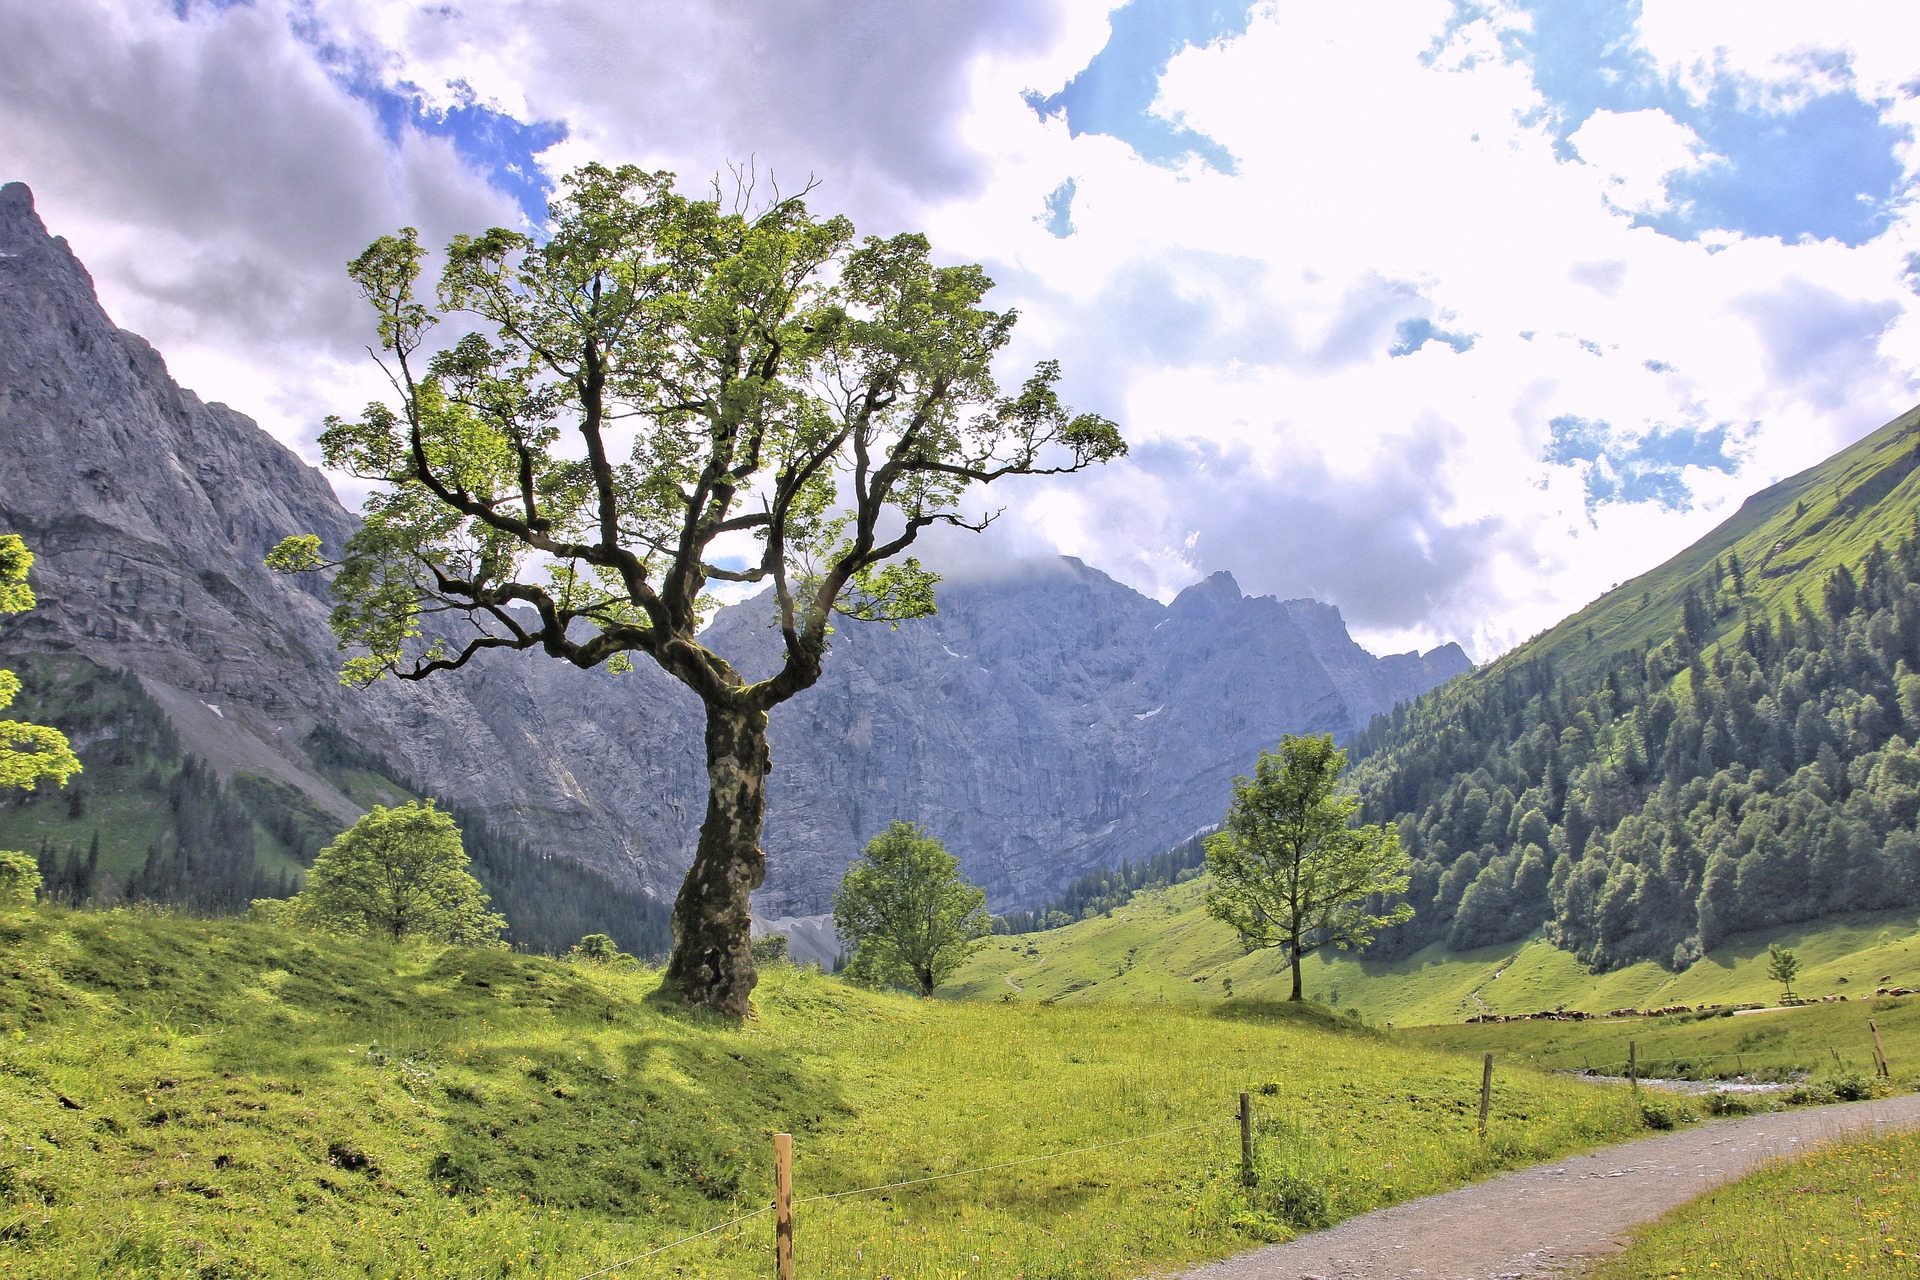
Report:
0,907,1661,1279
570,932,619,963
271,163,1121,691
0,534,81,795
295,801,505,945
749,932,790,967
833,820,990,997
1767,944,1802,998
1204,734,1413,997
0,847,39,910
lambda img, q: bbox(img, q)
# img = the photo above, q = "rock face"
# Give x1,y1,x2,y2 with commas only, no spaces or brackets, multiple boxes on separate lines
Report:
707,562,1468,912
0,182,1469,915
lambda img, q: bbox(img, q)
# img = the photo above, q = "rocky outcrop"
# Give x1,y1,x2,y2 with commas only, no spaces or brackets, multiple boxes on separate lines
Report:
0,182,1469,916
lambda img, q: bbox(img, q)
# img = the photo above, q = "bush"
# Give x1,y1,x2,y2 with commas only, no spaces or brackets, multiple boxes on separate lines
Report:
1639,1098,1693,1130
0,849,41,911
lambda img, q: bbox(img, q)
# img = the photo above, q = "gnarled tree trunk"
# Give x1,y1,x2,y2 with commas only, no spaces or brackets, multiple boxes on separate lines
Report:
663,702,771,1017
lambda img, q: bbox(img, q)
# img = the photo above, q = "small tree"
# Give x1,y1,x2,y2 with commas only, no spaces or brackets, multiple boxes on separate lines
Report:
571,932,620,963
833,821,990,998
1204,734,1414,1001
296,801,505,945
1766,944,1800,1000
269,164,1123,1017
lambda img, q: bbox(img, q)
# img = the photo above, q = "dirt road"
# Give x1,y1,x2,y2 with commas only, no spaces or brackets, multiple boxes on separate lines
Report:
1179,1093,1920,1280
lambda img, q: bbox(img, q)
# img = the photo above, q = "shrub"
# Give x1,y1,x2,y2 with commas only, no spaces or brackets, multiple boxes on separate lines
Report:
0,849,40,911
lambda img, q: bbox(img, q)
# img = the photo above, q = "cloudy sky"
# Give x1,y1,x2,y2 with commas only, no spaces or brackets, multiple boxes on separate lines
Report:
4,1,1918,661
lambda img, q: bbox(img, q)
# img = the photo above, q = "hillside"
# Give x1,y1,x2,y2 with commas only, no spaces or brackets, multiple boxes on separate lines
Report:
1343,405,1920,972
0,905,1662,1279
952,873,1920,1028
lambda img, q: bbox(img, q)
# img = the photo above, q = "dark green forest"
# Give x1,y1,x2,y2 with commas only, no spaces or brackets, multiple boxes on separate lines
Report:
1349,528,1920,971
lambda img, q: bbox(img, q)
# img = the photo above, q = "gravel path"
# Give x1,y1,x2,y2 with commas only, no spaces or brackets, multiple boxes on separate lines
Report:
1178,1093,1920,1280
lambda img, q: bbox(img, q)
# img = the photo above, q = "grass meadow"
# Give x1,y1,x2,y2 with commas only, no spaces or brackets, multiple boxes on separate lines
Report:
0,904,1671,1279
1588,1128,1920,1279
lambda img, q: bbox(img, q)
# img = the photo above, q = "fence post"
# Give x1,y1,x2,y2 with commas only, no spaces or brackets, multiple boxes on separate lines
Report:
1870,1020,1890,1079
1238,1092,1254,1186
775,1133,794,1280
1478,1053,1494,1137
1628,1040,1638,1094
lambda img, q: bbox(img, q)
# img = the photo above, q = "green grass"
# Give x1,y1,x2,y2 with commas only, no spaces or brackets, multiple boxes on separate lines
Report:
0,904,1674,1279
953,878,1920,1029
1587,1128,1920,1278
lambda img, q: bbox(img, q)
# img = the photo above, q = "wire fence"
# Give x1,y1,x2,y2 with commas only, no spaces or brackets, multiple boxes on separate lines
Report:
568,1112,1233,1278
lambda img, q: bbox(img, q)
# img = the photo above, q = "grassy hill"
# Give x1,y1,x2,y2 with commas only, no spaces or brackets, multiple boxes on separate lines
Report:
1499,404,1920,684
955,875,1920,1029
0,904,1685,1279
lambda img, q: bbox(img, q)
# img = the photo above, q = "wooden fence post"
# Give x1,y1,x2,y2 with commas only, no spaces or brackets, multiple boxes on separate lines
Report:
774,1133,794,1280
1239,1092,1254,1186
1478,1053,1494,1137
1870,1020,1890,1079
1628,1039,1638,1094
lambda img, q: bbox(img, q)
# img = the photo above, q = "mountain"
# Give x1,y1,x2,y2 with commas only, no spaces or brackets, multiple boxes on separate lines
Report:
714,561,1466,911
0,181,1467,918
1345,405,1920,971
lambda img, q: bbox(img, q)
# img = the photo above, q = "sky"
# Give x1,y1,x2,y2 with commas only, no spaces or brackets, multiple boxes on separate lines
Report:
3,1,1919,662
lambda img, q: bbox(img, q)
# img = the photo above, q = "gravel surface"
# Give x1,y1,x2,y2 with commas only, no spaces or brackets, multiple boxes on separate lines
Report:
1177,1093,1920,1280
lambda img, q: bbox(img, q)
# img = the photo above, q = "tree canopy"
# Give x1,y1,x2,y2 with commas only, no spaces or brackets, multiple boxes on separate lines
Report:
272,164,1122,1015
295,801,505,945
1204,734,1413,1000
833,820,990,998
0,535,81,794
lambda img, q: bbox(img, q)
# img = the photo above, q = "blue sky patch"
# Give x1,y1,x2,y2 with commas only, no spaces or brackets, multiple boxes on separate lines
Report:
1025,0,1257,171
274,8,565,226
1039,179,1078,238
1389,317,1476,357
1454,0,1913,247
1545,414,1743,512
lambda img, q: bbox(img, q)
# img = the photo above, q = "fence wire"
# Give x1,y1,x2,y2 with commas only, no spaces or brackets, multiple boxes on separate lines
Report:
571,1203,772,1280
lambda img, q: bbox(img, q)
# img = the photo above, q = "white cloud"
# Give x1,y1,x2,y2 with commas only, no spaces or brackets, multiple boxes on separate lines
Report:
1567,108,1709,215
2,0,1916,664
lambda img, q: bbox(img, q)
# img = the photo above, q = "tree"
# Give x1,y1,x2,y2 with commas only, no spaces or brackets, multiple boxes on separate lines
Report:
1766,944,1800,1000
0,535,81,794
571,932,620,963
1204,734,1414,1001
270,164,1122,1017
832,821,990,998
295,801,505,944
